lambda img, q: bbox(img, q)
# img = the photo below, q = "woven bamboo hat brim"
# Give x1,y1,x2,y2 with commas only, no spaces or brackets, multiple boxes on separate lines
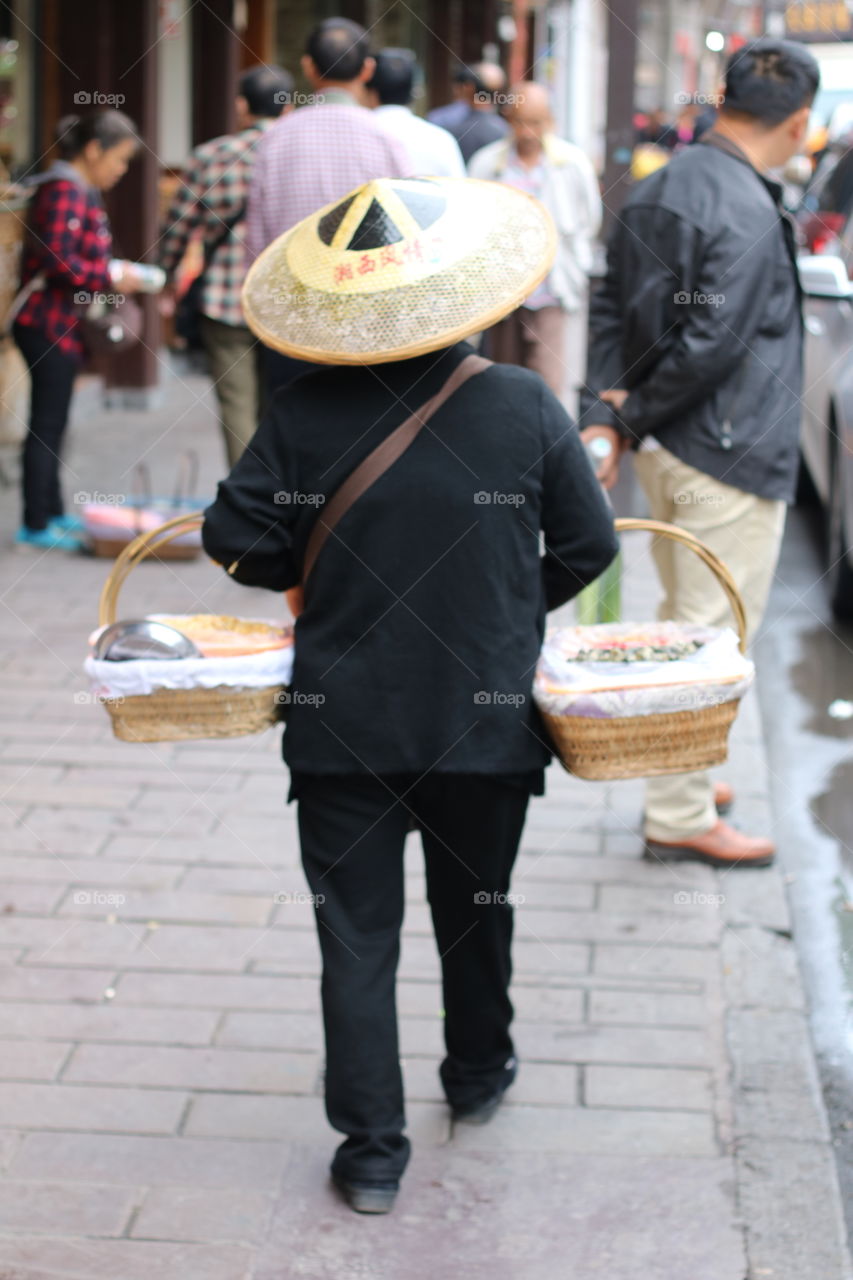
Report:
241,176,557,365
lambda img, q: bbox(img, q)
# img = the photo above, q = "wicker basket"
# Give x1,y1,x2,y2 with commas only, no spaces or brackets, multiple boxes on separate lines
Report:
96,512,285,742
540,518,749,781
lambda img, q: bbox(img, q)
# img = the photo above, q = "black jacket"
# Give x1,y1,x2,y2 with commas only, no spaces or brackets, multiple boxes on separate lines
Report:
202,341,618,778
579,134,803,502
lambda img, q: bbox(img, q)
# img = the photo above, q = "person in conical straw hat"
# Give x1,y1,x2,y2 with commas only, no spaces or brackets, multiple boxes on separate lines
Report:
203,176,617,1214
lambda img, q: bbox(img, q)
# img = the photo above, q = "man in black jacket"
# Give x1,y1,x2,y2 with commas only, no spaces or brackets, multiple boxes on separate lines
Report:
203,177,618,1213
580,39,819,870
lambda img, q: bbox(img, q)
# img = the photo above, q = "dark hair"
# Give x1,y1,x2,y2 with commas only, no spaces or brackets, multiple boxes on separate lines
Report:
238,64,294,117
723,39,820,125
56,109,138,158
305,17,370,82
367,49,416,106
452,63,478,86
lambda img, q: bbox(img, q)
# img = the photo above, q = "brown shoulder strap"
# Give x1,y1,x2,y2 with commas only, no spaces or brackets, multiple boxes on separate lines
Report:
302,352,492,585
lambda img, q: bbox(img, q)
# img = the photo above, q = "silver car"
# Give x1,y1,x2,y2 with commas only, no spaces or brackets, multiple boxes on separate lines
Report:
799,235,853,620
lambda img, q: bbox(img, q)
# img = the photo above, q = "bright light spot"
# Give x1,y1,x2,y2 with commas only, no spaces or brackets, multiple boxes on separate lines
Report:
706,31,725,52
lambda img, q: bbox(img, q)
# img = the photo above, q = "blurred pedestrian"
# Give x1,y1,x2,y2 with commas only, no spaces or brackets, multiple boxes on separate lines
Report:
245,17,410,397
580,39,820,868
366,49,465,177
636,106,677,151
159,65,294,468
444,61,510,164
205,174,617,1214
11,109,139,551
470,82,602,404
427,64,479,131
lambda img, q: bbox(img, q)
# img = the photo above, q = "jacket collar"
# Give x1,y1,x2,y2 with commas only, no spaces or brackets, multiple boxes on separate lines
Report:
489,132,572,173
700,129,784,205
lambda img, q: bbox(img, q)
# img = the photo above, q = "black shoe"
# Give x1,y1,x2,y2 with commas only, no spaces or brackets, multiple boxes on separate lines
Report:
331,1171,398,1214
450,1059,518,1125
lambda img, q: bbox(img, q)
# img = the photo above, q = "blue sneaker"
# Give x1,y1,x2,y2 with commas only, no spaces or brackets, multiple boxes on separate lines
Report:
14,523,86,551
49,513,86,533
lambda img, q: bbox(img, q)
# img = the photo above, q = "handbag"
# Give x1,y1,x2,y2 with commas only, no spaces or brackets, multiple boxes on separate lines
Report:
175,202,246,351
75,288,143,356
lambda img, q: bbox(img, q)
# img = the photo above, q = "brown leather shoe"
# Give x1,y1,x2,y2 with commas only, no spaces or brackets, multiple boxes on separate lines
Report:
644,819,775,868
714,780,734,815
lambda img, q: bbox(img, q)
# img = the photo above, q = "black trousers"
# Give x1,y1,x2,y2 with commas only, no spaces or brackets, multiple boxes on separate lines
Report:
14,323,80,531
295,771,531,1185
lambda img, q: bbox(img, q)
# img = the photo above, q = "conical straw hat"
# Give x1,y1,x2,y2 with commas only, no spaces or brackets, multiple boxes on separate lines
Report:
241,176,557,365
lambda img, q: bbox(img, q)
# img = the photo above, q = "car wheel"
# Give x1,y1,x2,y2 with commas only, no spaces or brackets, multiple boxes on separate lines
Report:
829,464,853,622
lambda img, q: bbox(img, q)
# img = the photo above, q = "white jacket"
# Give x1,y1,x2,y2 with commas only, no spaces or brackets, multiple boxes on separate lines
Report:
468,134,602,313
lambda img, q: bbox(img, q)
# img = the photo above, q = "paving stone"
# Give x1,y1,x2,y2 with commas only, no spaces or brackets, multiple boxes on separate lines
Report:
514,1022,710,1067
594,943,718,982
9,1131,288,1189
254,1149,746,1280
736,1137,852,1280
585,1065,712,1111
112,970,322,1012
0,1039,72,1081
598,883,730,917
131,1186,274,1243
9,783,142,809
63,1043,320,1094
0,882,66,914
0,1001,218,1045
56,888,274,927
0,1082,187,1133
0,1238,254,1280
0,1181,135,1235
102,832,297,867
0,855,183,887
721,925,805,1010
185,1092,450,1146
0,917,145,959
449,1103,716,1156
0,966,116,1002
588,988,708,1026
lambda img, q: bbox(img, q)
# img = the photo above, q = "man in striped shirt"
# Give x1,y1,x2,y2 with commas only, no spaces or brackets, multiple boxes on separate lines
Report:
159,65,293,466
245,18,411,395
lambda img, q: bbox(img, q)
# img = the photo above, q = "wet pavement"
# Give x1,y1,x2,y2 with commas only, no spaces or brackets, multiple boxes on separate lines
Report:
756,501,853,1238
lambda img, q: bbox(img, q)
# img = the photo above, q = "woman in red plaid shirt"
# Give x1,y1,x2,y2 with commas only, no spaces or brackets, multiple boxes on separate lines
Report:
13,110,138,551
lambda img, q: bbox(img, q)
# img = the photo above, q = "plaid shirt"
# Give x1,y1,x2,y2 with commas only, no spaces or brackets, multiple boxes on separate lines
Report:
246,92,412,263
159,121,273,327
16,175,112,359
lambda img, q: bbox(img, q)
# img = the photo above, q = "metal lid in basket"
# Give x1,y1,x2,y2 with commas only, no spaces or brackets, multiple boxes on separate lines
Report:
92,619,200,662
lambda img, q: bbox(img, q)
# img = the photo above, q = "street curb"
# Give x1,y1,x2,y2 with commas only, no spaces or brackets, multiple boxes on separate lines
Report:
718,689,853,1280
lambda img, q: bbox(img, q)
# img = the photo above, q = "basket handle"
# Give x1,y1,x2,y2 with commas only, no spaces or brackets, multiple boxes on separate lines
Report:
614,517,748,654
98,510,206,626
97,512,748,655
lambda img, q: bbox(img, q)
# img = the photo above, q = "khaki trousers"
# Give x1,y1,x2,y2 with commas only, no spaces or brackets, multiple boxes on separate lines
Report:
632,444,786,840
200,315,264,469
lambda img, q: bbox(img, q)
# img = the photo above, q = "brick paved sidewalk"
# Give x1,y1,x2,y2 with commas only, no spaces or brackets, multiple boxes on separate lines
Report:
0,372,849,1279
